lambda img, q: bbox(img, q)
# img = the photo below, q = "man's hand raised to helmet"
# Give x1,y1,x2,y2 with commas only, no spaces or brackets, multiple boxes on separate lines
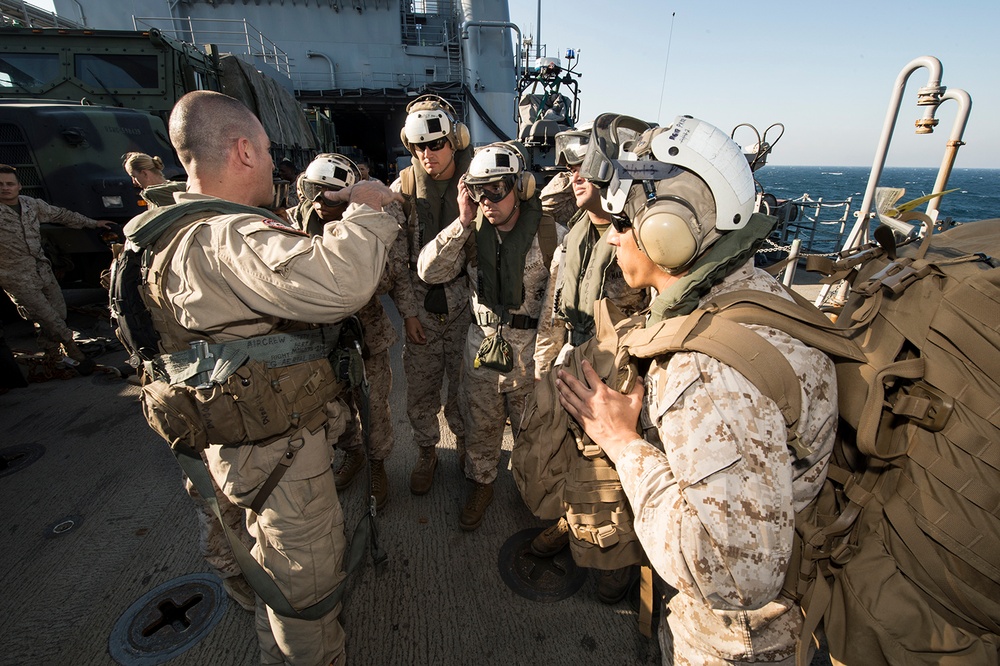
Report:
322,180,403,212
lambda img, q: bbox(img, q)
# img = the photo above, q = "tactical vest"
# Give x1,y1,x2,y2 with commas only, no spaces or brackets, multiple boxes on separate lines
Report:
110,200,347,455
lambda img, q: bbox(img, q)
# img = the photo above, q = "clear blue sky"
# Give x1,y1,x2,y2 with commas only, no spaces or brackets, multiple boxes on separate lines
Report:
29,0,997,168
509,0,999,168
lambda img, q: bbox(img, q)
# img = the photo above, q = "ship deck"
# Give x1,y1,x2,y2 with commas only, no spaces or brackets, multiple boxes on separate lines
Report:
1,283,828,665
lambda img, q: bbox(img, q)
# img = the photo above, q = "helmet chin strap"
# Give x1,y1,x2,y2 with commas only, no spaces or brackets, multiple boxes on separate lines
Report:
491,200,519,228
429,147,455,179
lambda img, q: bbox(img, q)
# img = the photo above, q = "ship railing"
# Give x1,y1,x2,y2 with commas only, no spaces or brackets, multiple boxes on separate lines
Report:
771,194,854,257
132,15,292,80
293,69,458,92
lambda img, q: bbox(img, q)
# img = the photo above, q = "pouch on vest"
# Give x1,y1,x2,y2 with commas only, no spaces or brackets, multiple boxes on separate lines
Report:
141,357,342,453
423,283,449,315
475,325,514,372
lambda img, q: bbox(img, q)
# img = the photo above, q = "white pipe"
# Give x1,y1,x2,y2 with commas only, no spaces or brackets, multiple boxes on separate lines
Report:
818,56,944,307
926,88,972,217
307,50,336,88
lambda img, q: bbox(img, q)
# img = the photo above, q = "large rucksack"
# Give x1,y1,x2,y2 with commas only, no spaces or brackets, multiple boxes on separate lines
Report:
515,219,1000,664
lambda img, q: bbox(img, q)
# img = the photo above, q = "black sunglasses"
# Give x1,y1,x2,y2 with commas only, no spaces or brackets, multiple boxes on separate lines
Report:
413,137,449,152
610,214,632,233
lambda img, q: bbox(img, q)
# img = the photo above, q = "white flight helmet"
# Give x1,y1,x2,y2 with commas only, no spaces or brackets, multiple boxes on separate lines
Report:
400,95,470,153
299,153,360,202
464,142,535,201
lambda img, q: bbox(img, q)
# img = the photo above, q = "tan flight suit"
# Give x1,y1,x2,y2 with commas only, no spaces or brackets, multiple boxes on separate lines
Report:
287,199,409,462
615,262,837,665
417,205,566,485
0,196,105,355
147,192,398,665
391,161,473,456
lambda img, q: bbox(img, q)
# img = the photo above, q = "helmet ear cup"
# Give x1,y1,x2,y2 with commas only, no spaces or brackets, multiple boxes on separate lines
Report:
400,126,411,154
452,122,470,151
516,171,535,200
633,197,701,271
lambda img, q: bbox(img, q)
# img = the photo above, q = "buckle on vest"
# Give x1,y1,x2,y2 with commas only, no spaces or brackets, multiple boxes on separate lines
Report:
856,258,931,297
891,381,953,432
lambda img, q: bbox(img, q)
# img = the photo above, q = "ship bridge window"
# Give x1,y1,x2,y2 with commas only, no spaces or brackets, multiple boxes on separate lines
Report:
74,54,158,90
0,53,61,91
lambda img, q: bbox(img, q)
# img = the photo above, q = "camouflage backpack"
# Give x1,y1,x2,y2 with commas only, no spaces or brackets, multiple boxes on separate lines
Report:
516,219,1000,664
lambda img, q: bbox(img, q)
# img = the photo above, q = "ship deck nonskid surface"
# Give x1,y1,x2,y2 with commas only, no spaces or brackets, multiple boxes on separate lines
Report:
0,301,661,665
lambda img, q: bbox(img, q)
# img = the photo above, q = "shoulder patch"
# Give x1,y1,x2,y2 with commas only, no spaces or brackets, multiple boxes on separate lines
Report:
261,218,309,236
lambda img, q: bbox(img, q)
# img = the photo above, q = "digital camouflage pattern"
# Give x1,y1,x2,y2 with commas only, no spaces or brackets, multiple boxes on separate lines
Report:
391,168,473,452
418,214,566,484
615,262,837,665
539,170,578,228
0,195,108,351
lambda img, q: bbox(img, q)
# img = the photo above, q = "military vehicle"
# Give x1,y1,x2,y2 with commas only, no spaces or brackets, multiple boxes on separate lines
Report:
0,25,325,289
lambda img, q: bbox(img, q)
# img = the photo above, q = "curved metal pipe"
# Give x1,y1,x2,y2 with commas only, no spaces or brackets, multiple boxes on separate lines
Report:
841,56,944,252
459,20,522,87
822,56,945,306
926,88,972,216
307,50,336,88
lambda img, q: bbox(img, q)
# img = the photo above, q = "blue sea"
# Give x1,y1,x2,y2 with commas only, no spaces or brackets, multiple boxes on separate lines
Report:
756,166,1000,223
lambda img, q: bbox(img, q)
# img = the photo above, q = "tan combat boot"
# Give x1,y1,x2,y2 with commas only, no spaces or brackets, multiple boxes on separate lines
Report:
222,574,256,612
409,446,437,495
333,449,366,491
459,481,494,532
530,516,570,557
370,458,388,511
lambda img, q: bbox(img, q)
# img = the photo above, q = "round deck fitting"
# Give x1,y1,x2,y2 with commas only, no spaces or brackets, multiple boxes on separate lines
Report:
498,528,587,602
45,515,83,538
0,443,45,478
108,573,228,665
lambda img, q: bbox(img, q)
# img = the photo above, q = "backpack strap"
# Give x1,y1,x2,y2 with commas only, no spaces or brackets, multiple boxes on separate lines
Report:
536,211,558,269
621,305,813,458
399,166,415,220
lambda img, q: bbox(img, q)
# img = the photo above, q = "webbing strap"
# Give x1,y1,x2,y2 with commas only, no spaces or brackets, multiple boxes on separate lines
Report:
174,443,371,620
893,473,1000,584
884,489,1000,634
638,564,654,639
856,357,925,458
905,429,1000,518
624,309,810,458
150,325,342,386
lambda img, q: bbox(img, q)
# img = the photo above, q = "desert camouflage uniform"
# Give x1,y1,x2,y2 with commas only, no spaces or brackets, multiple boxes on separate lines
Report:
417,210,566,484
615,261,837,665
534,211,649,377
148,192,398,665
0,196,106,354
184,460,254,577
287,200,408,462
391,164,473,455
539,170,579,228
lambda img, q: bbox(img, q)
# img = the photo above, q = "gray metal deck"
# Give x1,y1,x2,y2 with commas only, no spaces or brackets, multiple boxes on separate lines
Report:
0,301,660,665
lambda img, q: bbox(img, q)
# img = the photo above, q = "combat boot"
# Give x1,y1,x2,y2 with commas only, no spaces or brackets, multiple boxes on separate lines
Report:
460,481,494,532
370,458,388,511
409,446,437,495
530,516,570,557
62,340,95,376
222,574,256,612
596,566,635,605
333,449,366,491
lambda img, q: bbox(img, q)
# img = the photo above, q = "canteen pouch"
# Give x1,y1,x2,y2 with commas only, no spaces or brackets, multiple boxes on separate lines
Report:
475,326,514,372
141,358,341,450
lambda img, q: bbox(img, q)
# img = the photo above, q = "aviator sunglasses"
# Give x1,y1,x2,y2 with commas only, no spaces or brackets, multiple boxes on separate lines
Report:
413,137,449,152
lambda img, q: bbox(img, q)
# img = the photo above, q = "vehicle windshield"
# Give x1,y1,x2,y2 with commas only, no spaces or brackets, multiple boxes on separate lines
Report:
0,53,61,90
74,54,159,89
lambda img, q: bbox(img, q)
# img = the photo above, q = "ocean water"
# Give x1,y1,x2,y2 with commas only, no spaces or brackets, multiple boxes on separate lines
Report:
756,166,1000,224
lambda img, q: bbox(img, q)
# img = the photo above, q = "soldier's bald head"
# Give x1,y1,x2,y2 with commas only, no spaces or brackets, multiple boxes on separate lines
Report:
169,91,268,171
